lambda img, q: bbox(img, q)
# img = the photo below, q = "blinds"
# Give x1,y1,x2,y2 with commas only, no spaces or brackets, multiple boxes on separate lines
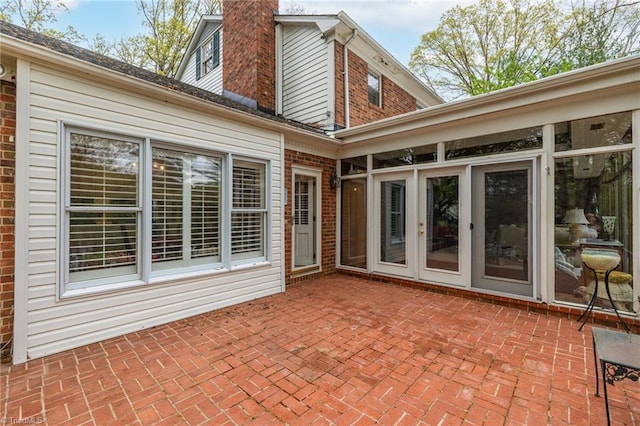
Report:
70,135,138,206
232,161,265,259
68,134,139,279
152,149,184,263
294,180,309,225
191,155,221,259
152,148,221,268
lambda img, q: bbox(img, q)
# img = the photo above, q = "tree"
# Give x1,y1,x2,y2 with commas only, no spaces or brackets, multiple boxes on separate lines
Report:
0,0,83,43
410,0,640,100
555,0,640,71
91,0,221,78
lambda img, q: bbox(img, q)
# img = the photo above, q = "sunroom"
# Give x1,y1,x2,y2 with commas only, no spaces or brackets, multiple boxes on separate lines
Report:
333,55,640,316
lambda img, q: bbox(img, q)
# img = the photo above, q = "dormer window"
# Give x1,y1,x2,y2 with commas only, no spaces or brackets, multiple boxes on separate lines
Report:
196,30,220,80
368,69,381,106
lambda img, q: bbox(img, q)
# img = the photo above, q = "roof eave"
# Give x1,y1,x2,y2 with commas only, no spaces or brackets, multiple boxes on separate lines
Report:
1,32,340,149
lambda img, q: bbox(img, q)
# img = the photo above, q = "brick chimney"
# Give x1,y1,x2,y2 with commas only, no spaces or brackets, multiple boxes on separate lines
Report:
222,0,278,114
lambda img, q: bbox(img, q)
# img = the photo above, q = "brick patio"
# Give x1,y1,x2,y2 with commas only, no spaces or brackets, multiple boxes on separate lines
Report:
2,275,639,425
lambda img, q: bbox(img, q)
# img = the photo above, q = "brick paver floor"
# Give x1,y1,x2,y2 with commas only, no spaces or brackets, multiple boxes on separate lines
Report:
2,275,640,425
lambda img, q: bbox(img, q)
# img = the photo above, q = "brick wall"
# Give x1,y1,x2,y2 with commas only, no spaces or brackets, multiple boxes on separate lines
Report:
222,0,277,113
0,80,16,362
334,43,417,128
284,150,336,285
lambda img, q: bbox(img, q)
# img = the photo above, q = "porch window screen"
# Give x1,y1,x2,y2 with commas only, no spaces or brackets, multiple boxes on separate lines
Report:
152,148,221,270
231,160,266,261
67,133,140,283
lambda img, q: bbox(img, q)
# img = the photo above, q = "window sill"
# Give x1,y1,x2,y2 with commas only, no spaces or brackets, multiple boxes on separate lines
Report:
61,261,272,299
61,279,147,300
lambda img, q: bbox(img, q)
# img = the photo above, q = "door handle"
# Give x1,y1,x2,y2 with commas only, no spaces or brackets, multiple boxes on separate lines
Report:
419,229,424,235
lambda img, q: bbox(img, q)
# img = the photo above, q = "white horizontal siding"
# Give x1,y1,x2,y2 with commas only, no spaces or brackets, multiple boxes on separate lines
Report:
282,25,329,126
22,62,284,360
180,24,224,94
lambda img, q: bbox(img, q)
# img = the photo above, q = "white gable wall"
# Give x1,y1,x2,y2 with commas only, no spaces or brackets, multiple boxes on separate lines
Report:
15,60,283,361
180,24,224,94
282,25,330,127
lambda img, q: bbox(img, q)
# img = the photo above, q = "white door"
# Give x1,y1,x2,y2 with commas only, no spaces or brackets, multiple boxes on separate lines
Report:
373,171,415,276
471,162,534,296
294,174,316,267
418,169,467,285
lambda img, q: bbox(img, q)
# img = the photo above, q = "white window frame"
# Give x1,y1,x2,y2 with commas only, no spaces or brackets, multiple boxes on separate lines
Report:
368,69,382,107
149,144,224,276
59,125,271,297
198,30,221,79
230,157,270,266
60,126,144,292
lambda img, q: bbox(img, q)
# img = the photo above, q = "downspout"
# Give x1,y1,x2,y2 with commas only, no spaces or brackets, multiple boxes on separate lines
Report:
343,29,357,129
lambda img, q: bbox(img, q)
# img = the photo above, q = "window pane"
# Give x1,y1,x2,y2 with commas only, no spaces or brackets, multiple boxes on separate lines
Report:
233,162,265,209
152,149,184,263
70,134,138,207
191,155,221,259
445,127,542,159
380,180,405,265
69,211,137,280
232,160,266,261
554,112,631,152
340,178,366,268
67,132,140,285
426,176,459,272
554,150,633,310
373,145,437,169
341,156,367,175
152,148,221,268
368,71,380,105
231,212,264,259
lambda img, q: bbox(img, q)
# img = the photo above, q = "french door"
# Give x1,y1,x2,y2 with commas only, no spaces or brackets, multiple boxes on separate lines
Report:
418,169,467,285
371,162,535,297
373,172,415,275
471,162,533,296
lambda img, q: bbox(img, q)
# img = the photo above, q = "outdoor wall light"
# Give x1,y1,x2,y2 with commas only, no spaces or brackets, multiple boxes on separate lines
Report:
329,170,341,189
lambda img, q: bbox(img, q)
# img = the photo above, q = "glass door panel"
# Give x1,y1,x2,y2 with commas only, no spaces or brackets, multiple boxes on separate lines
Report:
425,176,459,271
380,180,407,265
472,163,533,296
418,169,466,286
373,172,414,276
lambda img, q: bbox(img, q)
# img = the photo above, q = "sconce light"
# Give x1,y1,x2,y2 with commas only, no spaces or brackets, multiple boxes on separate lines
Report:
329,170,341,189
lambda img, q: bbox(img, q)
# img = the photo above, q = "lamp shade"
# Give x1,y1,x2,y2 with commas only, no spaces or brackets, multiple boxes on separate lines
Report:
563,208,589,225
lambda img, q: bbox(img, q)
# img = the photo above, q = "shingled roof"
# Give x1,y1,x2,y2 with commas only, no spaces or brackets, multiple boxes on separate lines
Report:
0,20,326,135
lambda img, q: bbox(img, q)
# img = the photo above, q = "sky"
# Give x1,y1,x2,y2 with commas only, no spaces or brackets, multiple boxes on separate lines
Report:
51,0,474,67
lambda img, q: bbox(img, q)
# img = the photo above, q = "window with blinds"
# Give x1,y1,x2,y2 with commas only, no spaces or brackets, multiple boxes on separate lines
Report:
68,133,140,283
63,127,270,292
294,180,309,226
231,160,266,261
152,148,221,270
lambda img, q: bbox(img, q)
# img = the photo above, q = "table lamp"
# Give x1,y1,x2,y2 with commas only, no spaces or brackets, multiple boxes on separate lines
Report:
564,208,589,244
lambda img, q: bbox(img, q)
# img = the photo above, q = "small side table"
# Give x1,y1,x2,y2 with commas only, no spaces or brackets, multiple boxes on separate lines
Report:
592,328,640,425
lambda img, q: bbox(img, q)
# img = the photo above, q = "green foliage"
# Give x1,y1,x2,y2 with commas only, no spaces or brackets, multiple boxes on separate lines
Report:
1,0,84,43
410,0,640,100
90,0,221,78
